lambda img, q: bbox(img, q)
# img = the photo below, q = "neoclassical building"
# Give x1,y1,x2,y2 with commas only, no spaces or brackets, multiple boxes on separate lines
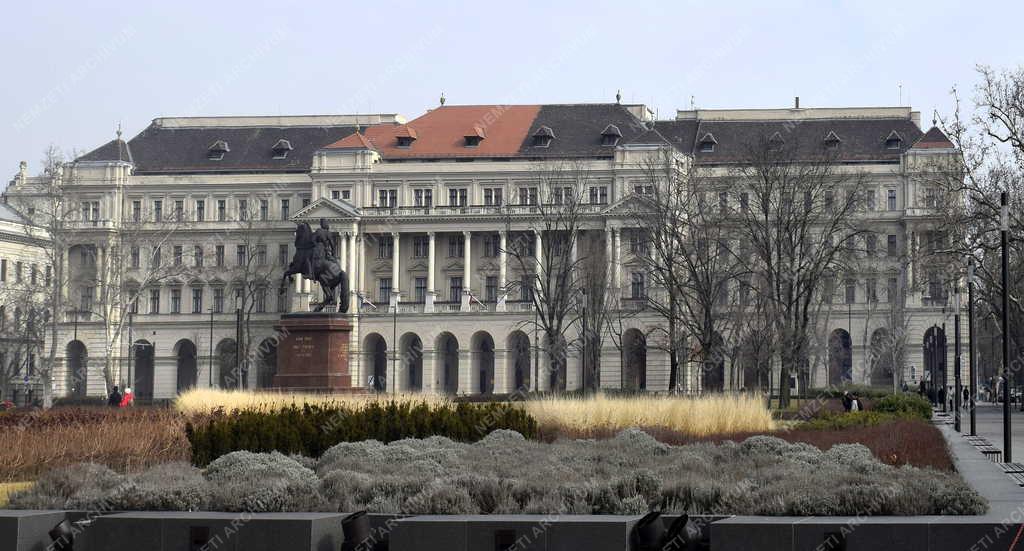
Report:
3,101,965,400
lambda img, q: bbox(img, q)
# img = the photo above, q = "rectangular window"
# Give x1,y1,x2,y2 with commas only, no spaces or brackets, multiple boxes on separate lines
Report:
171,288,181,314
196,200,205,222
277,284,288,313
887,189,897,210
887,277,898,303
928,272,944,300
519,187,538,206
864,189,876,211
132,200,141,223
925,187,938,208
845,279,856,304
149,288,160,314
719,191,729,214
414,189,434,207
379,278,392,303
341,190,350,201
738,280,751,306
631,272,646,299
824,190,835,212
448,235,464,258
1,259,6,282
739,192,750,212
174,200,184,221
449,188,468,207
866,277,878,302
213,288,224,313
484,188,504,206
588,186,608,204
281,199,290,220
482,234,500,257
415,277,427,303
887,234,898,257
255,288,266,313
278,244,289,266
865,234,877,256
302,197,310,208
153,200,163,221
15,262,22,283
236,245,246,266
485,276,498,302
449,277,463,302
194,246,204,267
239,199,248,221
215,245,225,267
80,286,94,312
259,199,268,221
217,200,226,221
378,235,394,259
256,244,267,266
634,184,655,197
331,190,340,200
520,277,534,301
377,189,398,207
173,245,183,266
192,288,203,313
152,247,161,268
629,230,647,255
130,246,140,269
413,236,429,258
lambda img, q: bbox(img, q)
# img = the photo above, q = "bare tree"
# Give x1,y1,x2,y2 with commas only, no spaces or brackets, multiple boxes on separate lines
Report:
730,135,869,407
503,161,594,392
629,155,742,392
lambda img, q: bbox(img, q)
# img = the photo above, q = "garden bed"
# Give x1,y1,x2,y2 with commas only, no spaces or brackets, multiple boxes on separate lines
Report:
7,429,985,516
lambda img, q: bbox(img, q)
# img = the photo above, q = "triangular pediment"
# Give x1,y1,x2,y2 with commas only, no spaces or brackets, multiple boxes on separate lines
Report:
602,193,654,216
407,260,428,272
292,197,361,222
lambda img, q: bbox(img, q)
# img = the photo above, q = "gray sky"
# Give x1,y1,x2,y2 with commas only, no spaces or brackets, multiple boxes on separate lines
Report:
3,0,1022,176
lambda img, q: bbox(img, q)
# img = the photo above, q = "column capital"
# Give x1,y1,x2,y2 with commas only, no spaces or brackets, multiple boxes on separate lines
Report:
391,231,400,239
463,230,472,237
427,231,435,237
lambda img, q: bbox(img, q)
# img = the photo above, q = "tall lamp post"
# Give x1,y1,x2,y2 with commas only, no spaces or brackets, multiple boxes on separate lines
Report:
1001,191,1012,462
954,285,962,433
581,288,587,395
968,258,977,436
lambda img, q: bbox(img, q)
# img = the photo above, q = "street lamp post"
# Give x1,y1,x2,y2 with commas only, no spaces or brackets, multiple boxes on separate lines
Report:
954,285,962,433
968,258,977,436
1001,191,1012,462
581,288,587,395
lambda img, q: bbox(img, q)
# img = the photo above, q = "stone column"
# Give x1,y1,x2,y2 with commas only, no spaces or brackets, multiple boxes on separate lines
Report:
497,231,508,312
390,232,400,312
425,232,436,313
461,231,472,312
348,226,359,314
613,228,622,295
358,233,367,306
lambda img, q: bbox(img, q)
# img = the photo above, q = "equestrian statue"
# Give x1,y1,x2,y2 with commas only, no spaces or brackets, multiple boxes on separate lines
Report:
283,218,349,313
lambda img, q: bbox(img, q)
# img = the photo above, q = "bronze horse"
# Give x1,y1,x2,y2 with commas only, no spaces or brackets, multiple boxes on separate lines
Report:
283,221,349,313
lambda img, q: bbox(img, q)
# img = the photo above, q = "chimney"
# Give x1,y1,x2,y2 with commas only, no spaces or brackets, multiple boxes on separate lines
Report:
794,96,800,109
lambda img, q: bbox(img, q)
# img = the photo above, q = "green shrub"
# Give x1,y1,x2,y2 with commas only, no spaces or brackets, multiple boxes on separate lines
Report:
873,393,932,420
808,385,893,399
186,401,538,466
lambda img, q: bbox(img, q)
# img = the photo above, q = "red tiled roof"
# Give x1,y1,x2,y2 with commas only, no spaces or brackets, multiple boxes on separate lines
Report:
325,105,541,158
327,131,375,150
912,126,954,149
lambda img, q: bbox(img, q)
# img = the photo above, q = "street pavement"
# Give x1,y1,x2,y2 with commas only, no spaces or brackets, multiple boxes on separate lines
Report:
958,401,1024,462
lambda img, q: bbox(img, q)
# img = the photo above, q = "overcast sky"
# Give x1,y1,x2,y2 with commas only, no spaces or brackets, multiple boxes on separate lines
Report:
3,1,1022,176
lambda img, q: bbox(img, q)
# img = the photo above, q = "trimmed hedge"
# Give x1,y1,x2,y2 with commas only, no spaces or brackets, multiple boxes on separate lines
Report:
185,401,538,466
873,393,932,420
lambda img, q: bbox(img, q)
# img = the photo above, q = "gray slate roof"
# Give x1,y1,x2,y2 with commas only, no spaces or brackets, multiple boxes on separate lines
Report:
517,104,651,157
79,123,363,174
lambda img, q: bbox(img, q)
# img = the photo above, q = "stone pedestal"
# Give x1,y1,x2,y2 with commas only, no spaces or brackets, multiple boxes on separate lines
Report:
272,313,355,391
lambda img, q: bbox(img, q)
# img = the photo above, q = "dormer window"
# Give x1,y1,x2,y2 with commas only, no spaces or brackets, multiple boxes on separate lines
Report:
885,130,903,150
271,139,292,159
464,126,485,147
601,124,622,147
532,125,555,148
699,132,717,153
396,126,418,148
824,131,841,148
207,140,229,160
